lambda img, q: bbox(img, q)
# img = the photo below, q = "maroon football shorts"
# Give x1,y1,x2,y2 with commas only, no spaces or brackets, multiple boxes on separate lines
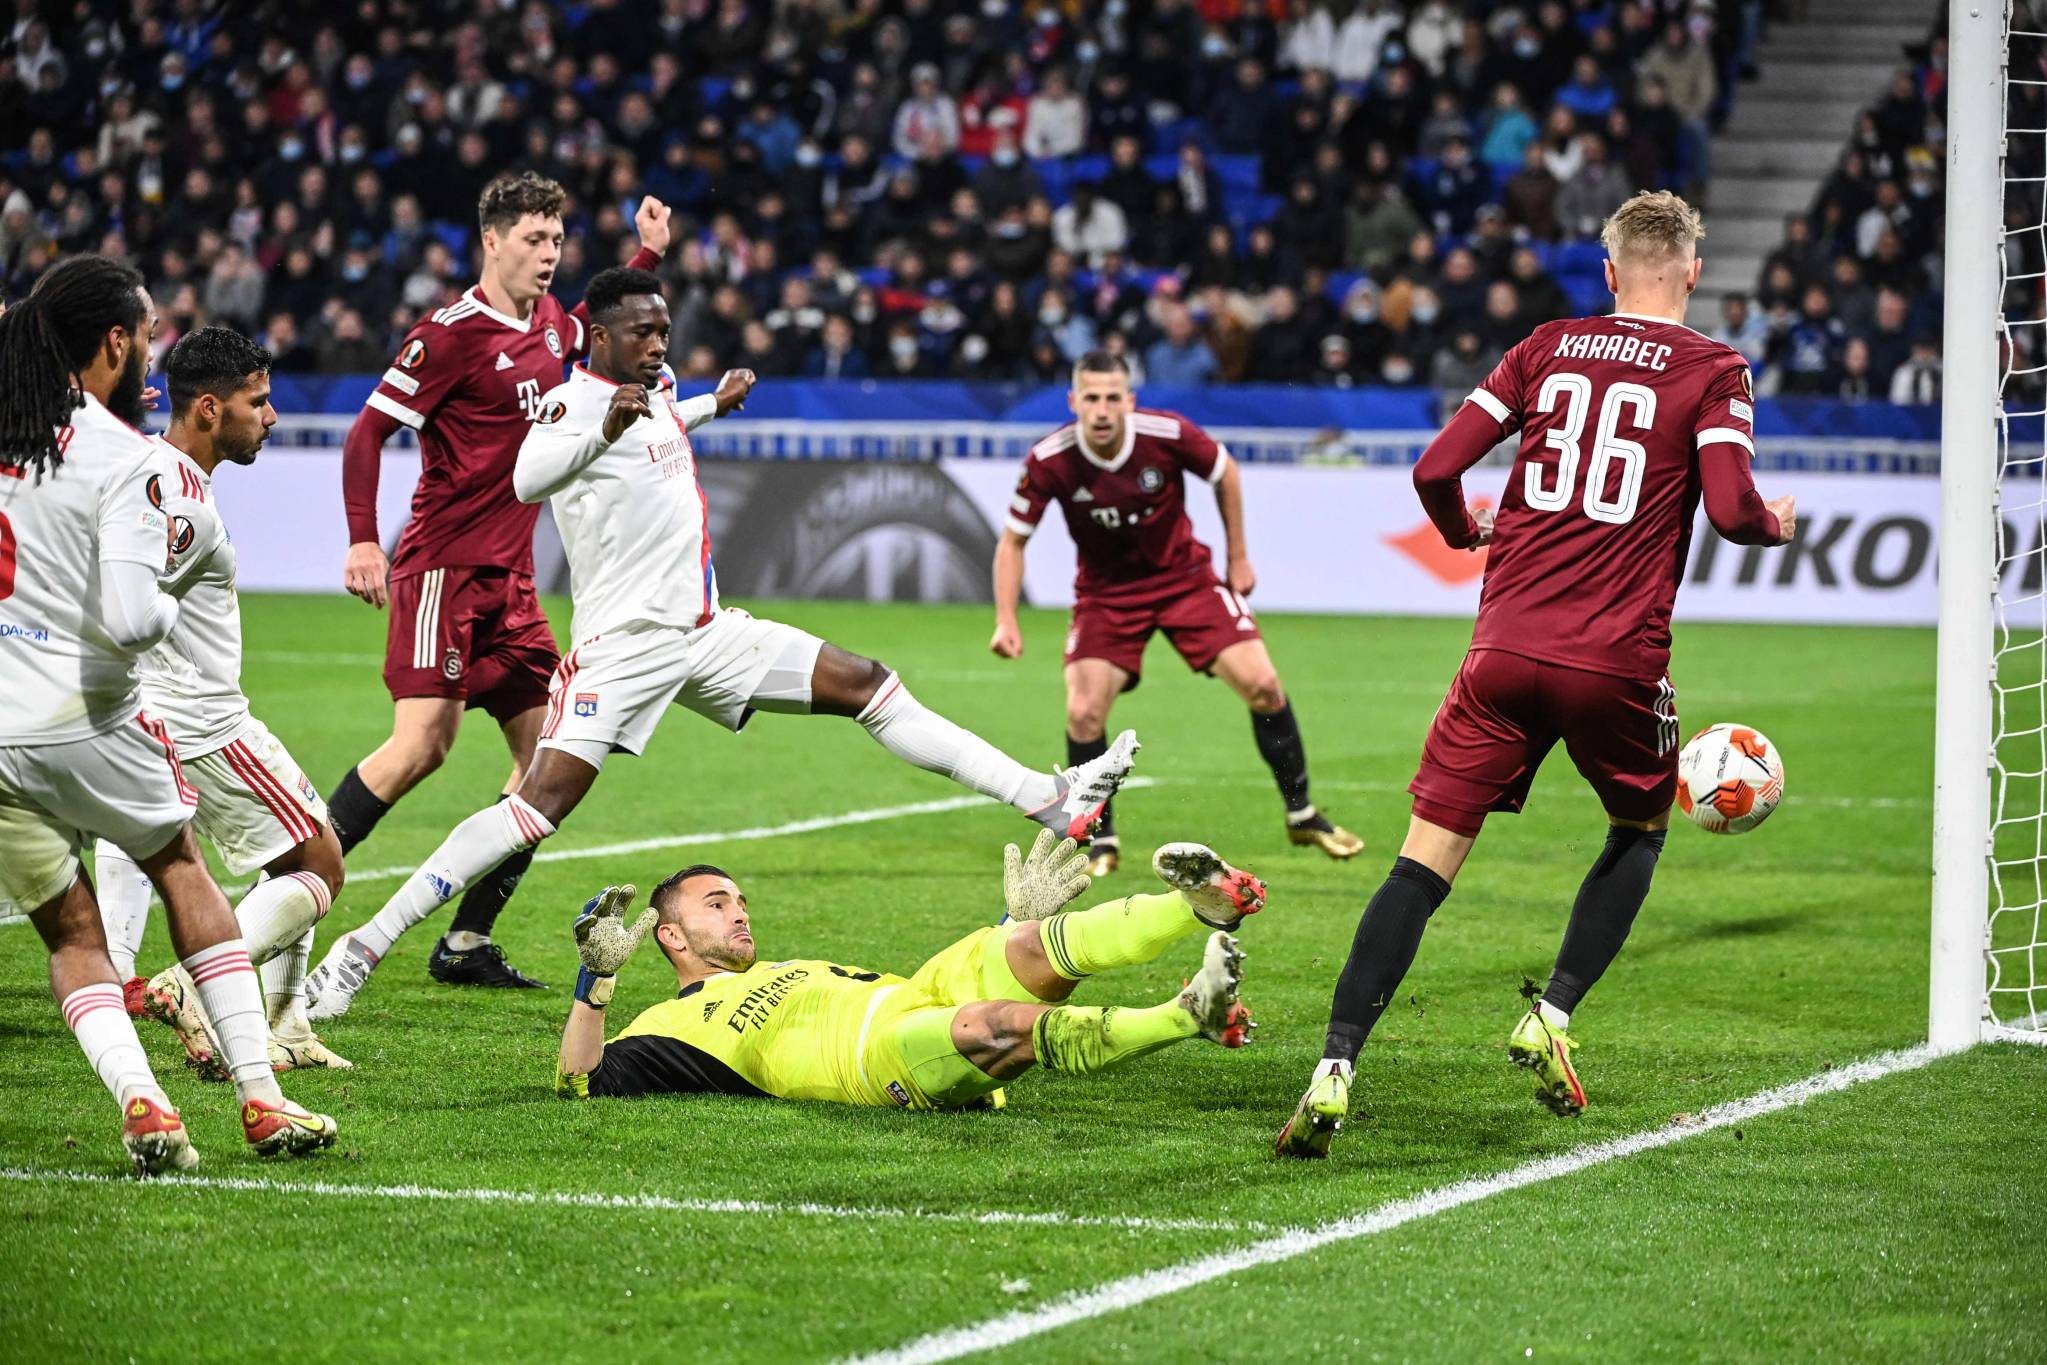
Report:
383,565,559,723
1063,574,1262,687
1408,649,1679,836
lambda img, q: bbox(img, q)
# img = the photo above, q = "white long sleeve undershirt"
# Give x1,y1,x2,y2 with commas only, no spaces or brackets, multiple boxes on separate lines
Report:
97,555,180,650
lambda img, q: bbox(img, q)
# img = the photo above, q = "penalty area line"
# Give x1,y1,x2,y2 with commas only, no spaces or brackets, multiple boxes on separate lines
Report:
0,1165,1263,1236
345,777,1160,885
848,1043,1943,1365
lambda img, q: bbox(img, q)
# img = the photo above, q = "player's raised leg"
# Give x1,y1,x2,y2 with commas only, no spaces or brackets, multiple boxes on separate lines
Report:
1062,657,1129,875
807,643,1140,840
30,874,197,1175
1277,815,1470,1158
889,930,1254,1109
982,832,1266,999
307,747,590,1019
1209,639,1363,860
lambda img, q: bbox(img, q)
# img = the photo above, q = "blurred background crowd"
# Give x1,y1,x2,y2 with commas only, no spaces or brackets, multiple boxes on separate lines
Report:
0,0,1971,401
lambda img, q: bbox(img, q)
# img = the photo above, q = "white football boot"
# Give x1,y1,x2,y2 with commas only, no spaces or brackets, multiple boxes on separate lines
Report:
1028,729,1140,840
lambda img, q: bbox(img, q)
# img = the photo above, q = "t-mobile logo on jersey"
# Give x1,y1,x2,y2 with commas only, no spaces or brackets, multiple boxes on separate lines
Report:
515,378,543,422
1089,505,1150,530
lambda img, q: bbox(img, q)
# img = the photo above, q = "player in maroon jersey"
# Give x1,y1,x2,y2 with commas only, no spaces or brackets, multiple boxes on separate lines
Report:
324,172,670,990
992,351,1362,876
1277,193,1798,1158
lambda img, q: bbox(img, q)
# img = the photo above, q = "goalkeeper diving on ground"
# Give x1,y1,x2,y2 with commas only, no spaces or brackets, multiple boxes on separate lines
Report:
554,830,1266,1109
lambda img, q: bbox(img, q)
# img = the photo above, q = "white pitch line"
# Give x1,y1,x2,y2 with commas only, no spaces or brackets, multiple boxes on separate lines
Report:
849,1043,1941,1365
344,777,1161,885
0,1165,1263,1235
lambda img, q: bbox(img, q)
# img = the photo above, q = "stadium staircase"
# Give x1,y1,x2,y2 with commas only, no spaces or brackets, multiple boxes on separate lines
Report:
1700,0,1932,303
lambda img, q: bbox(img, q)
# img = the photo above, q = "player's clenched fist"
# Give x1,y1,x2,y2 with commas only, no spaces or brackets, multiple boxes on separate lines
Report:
989,620,1023,658
633,196,672,255
603,383,653,443
1764,495,1797,546
344,540,390,608
714,368,756,416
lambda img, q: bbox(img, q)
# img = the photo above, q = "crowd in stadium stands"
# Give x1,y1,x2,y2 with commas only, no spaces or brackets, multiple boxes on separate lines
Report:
1,0,1809,395
1728,3,2047,408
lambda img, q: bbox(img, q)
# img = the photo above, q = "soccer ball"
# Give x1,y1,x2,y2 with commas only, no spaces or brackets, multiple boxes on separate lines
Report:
1676,724,1785,835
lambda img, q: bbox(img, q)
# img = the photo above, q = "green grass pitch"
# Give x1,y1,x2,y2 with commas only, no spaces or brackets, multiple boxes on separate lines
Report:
3,594,2041,1362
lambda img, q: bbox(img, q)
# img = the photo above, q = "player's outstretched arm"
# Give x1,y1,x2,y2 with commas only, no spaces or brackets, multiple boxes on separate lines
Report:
556,884,654,1095
990,530,1028,657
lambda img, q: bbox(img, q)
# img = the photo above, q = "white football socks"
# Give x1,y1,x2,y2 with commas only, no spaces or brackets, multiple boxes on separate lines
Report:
856,673,1056,811
350,796,556,962
61,983,166,1109
262,926,315,1030
1317,1056,1355,1082
236,870,331,964
92,840,153,981
181,939,281,1103
1537,1000,1571,1030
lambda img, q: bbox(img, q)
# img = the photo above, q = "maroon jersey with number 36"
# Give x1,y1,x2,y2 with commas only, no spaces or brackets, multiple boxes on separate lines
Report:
1413,311,1779,682
1006,408,1233,603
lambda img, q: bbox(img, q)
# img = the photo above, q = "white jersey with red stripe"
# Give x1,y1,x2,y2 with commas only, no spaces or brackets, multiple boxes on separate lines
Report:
0,393,170,744
134,437,248,756
514,365,722,647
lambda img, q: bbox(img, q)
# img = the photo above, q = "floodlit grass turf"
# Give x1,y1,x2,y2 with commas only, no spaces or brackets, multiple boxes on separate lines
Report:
3,595,2039,1363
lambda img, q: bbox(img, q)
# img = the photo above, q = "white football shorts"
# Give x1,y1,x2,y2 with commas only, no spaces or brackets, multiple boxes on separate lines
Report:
180,716,329,876
0,711,197,911
537,609,824,772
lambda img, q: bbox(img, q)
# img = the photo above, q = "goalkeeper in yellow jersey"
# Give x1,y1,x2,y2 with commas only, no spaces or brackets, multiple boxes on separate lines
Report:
554,830,1266,1108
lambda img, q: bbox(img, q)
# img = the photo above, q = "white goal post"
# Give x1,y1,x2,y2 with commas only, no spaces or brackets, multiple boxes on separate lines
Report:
1934,0,2047,1049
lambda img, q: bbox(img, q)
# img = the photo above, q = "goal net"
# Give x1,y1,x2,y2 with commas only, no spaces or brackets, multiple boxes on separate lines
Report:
1984,3,2047,1041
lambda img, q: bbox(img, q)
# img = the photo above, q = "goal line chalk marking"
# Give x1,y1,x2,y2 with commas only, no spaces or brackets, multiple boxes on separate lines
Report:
344,777,1160,886
0,1165,1261,1236
846,1043,1944,1364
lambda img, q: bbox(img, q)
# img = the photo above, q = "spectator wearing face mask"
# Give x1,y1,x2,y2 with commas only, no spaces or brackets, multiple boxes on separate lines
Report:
1035,287,1098,363
973,134,1044,215
879,319,934,377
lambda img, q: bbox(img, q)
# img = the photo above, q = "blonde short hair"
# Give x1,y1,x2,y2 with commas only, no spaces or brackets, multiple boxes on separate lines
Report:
1600,190,1705,264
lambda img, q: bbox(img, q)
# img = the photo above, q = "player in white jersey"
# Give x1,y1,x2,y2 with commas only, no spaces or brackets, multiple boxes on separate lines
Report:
0,256,334,1173
307,268,1141,1018
90,327,351,1077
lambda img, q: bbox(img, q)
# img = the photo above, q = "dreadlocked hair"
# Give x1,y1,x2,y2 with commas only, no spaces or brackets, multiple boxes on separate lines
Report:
0,255,147,478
